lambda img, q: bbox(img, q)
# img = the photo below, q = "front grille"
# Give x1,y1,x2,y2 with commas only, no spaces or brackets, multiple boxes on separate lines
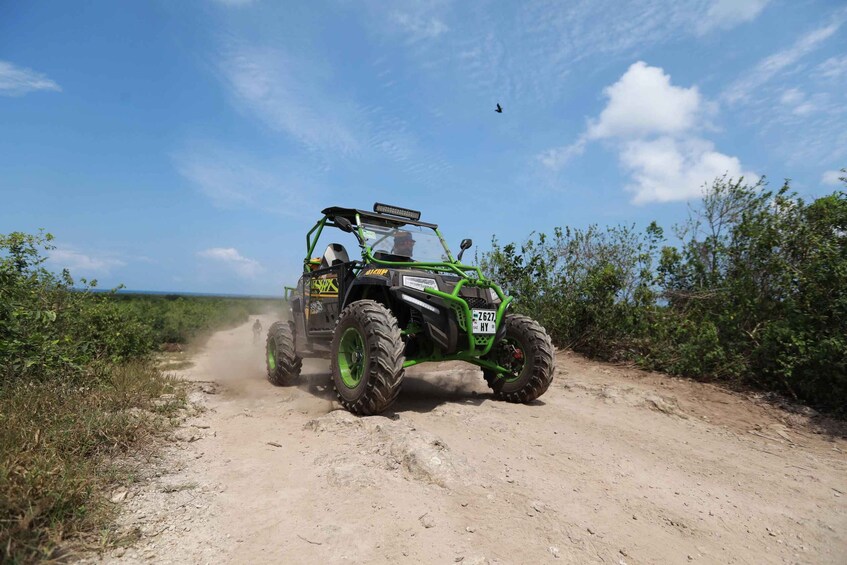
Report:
475,335,494,346
450,300,496,350
451,304,467,330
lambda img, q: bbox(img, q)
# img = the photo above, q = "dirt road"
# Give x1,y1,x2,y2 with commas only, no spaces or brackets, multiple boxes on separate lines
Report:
97,316,846,564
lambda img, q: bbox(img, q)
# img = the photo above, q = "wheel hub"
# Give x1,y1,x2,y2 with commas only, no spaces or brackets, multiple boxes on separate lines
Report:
338,327,367,388
494,339,526,382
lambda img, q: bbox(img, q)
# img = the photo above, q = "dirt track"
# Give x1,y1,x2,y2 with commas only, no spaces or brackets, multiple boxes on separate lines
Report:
94,316,846,564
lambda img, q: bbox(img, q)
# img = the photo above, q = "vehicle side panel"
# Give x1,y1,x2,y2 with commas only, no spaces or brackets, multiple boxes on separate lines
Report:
304,265,346,333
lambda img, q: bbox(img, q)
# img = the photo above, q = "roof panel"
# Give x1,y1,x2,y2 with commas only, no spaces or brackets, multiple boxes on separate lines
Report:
320,206,438,229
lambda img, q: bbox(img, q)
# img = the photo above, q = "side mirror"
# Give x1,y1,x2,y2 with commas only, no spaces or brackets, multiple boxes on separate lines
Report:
335,216,365,246
457,238,473,262
335,217,354,233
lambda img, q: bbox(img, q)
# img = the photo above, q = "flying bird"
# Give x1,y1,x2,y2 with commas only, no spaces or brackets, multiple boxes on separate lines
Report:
495,103,503,113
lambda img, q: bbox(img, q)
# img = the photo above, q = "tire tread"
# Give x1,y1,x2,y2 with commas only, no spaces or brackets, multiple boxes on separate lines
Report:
331,301,405,415
483,314,555,403
266,321,302,386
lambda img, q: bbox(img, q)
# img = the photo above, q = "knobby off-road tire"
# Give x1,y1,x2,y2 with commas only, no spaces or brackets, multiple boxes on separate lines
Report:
331,300,405,415
266,321,302,386
483,314,555,403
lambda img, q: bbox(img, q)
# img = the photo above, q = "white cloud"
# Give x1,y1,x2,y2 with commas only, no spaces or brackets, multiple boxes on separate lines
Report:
367,0,451,43
537,61,752,203
720,11,847,166
173,144,316,215
621,137,755,204
48,248,125,275
0,60,61,96
538,61,703,171
198,247,263,279
778,88,818,116
378,1,772,110
218,46,360,154
779,88,804,106
213,42,448,187
587,61,702,140
816,55,847,79
696,0,770,35
723,13,845,104
175,154,253,208
390,11,449,41
792,102,816,116
822,170,844,186
536,139,586,171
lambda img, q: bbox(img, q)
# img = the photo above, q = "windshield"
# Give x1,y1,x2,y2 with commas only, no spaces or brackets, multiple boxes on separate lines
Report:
359,220,452,263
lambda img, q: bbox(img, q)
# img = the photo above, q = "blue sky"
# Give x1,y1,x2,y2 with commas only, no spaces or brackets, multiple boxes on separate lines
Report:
1,0,845,295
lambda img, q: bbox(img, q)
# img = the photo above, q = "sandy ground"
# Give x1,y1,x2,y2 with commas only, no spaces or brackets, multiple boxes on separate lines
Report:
87,316,846,564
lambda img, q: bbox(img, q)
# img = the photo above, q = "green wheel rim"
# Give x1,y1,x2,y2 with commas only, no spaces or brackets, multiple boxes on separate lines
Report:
338,327,367,388
267,341,277,371
495,337,526,382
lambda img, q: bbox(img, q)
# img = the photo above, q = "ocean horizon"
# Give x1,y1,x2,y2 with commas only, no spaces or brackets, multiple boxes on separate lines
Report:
83,288,282,300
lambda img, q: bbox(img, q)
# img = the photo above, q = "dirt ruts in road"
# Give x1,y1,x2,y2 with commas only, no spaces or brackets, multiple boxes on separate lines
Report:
90,317,846,564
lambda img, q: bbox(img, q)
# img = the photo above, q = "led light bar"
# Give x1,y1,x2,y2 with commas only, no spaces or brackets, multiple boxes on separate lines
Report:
373,202,421,221
400,293,440,314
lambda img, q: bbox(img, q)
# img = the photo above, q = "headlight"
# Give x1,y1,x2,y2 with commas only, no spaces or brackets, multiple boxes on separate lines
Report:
403,276,438,292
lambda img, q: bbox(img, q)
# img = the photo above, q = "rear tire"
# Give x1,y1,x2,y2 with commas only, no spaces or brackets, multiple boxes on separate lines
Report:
483,314,554,403
331,300,405,415
266,321,302,386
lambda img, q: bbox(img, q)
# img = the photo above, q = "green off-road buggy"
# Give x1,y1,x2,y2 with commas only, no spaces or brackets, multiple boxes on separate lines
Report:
265,203,555,415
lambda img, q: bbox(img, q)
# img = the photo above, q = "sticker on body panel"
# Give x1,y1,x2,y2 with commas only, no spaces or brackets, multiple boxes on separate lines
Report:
365,268,389,277
403,276,438,292
310,276,339,295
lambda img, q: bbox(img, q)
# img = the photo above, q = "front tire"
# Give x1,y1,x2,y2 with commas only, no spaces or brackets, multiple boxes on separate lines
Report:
483,314,555,403
331,300,405,415
266,321,302,386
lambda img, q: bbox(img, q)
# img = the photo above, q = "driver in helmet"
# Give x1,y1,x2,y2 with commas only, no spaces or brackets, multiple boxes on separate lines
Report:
391,230,415,259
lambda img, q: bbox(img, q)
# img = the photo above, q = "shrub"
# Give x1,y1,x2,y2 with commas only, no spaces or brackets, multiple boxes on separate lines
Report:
0,231,154,387
0,232,182,561
479,173,847,414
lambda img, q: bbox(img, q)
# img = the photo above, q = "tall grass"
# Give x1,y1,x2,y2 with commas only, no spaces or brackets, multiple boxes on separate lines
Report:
0,231,275,561
0,364,185,562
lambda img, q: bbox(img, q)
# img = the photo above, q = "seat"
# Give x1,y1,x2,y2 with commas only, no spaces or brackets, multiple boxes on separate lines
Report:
320,243,350,269
374,250,411,262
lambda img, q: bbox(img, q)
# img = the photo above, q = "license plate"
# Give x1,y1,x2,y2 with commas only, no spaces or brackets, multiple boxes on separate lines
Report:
472,309,496,334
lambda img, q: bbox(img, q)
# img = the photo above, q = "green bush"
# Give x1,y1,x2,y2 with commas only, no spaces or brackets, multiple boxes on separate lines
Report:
1,230,284,561
480,172,847,414
110,294,281,346
0,231,154,387
1,230,282,562
480,222,663,361
0,232,171,561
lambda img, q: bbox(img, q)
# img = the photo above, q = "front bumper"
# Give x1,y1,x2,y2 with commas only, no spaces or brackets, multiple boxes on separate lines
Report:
391,276,511,356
